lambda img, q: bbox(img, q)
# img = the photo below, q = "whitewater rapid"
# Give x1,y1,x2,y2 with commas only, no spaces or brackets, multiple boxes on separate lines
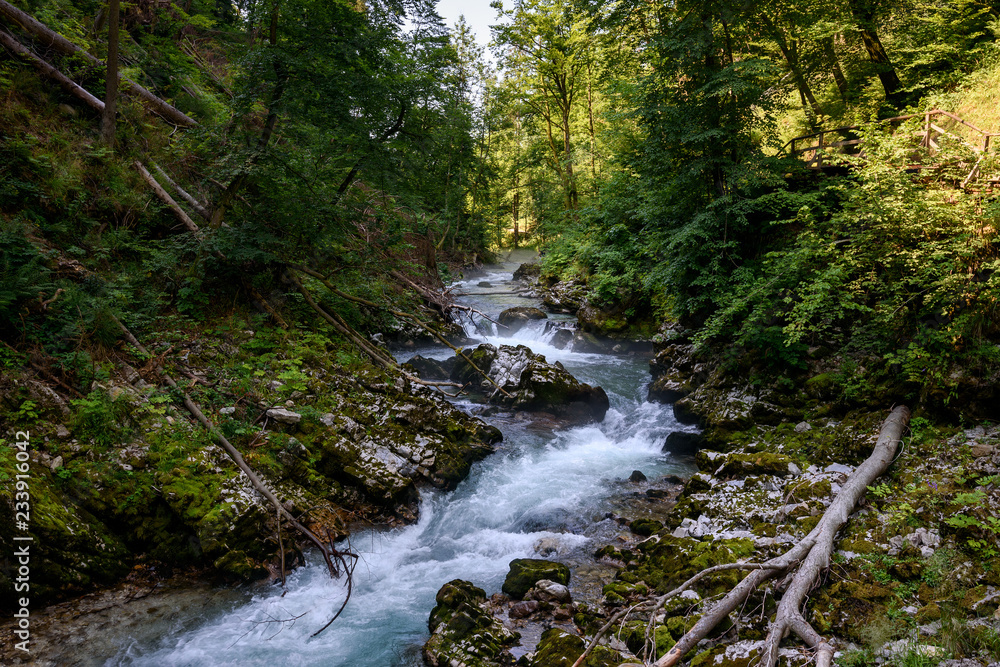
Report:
111,259,694,666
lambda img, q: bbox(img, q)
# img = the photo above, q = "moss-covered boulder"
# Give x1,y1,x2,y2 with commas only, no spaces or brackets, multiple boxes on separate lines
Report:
522,627,626,667
404,354,457,380
502,558,571,600
541,281,588,314
513,262,541,281
424,579,520,667
625,535,755,597
712,452,796,479
629,518,664,537
648,344,703,403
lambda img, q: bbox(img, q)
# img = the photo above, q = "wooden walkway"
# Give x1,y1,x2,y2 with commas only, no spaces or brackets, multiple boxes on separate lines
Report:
784,109,1000,189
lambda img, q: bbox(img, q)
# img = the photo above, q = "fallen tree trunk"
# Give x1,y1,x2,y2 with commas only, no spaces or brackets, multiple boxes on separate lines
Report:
654,405,911,667
0,29,104,112
152,162,211,221
0,0,197,127
134,161,203,236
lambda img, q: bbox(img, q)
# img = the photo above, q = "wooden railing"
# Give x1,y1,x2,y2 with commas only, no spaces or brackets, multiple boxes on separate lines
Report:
784,110,999,182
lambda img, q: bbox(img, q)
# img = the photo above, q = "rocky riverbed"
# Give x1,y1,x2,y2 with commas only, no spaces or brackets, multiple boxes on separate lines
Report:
416,262,1000,667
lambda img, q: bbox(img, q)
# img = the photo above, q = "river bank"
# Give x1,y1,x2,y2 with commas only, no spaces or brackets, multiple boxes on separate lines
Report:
417,265,1000,667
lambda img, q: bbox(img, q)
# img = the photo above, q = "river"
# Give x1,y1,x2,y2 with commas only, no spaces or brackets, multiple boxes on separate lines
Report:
109,255,695,666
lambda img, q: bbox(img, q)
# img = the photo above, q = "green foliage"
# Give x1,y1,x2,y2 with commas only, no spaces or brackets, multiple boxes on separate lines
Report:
70,390,133,450
15,400,39,422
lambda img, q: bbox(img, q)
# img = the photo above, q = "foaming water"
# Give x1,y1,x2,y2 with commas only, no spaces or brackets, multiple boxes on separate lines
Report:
110,257,694,667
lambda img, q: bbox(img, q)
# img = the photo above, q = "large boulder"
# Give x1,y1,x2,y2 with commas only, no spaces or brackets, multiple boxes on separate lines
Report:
541,281,587,314
498,306,547,335
647,343,702,403
403,354,457,381
513,262,541,281
424,580,520,667
662,431,704,456
452,344,610,424
521,628,626,667
502,558,571,599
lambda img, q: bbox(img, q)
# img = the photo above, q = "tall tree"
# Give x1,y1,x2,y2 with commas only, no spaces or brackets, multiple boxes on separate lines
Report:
100,0,119,145
493,0,598,211
845,0,905,106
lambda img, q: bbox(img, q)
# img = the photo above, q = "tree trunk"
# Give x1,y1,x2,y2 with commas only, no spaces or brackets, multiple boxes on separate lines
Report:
153,163,211,221
512,171,520,249
562,103,577,209
762,16,823,122
846,0,904,106
135,161,203,236
100,0,119,146
0,29,104,112
0,0,197,127
822,36,849,102
586,58,598,189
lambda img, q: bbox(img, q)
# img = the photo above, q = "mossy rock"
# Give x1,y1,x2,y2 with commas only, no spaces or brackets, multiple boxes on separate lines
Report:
424,579,520,667
503,558,571,600
630,518,664,537
1,459,131,604
618,621,678,660
498,306,547,335
213,550,268,580
808,577,898,639
804,373,838,400
451,344,499,386
714,452,795,479
524,627,624,667
627,535,754,597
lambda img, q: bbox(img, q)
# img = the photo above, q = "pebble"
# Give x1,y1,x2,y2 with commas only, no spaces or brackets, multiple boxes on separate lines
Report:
825,463,853,475
509,600,539,619
794,421,811,433
266,408,302,424
971,443,995,458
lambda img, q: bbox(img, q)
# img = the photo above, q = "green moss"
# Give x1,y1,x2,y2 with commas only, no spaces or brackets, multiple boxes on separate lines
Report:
715,452,794,478
630,518,664,536
9,461,131,602
619,622,677,660
527,628,623,667
425,580,520,667
503,559,571,599
626,535,754,597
